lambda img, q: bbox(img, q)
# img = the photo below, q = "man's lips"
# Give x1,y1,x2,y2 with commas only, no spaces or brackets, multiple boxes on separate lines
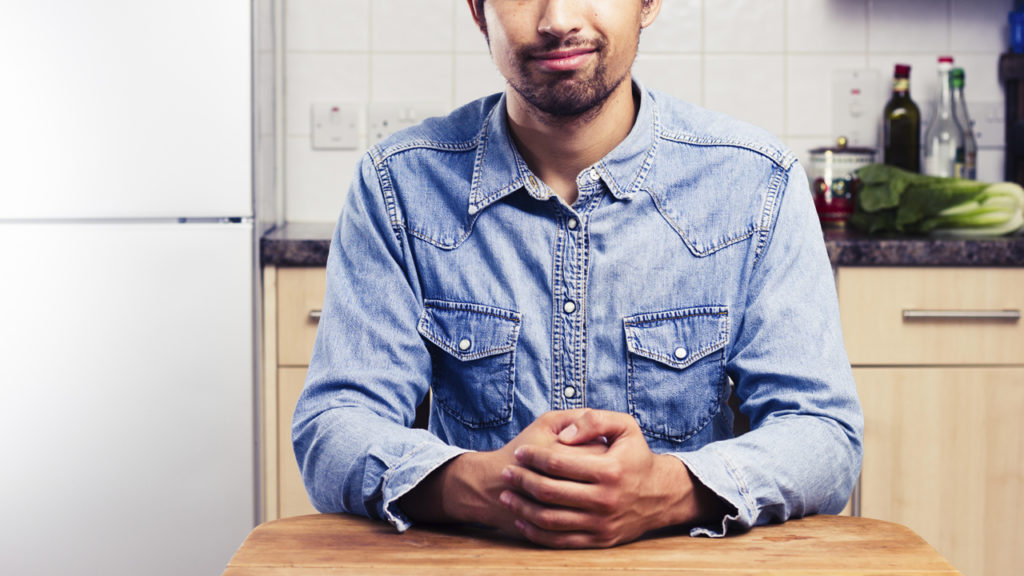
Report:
532,47,597,72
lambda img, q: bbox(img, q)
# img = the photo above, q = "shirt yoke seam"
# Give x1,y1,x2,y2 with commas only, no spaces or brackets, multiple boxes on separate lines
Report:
657,132,795,171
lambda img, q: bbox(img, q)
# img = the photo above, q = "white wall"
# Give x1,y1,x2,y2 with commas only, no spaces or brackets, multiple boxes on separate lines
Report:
281,0,1014,223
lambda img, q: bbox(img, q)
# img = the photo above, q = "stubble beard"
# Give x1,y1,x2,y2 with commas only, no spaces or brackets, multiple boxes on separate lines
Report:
504,35,634,120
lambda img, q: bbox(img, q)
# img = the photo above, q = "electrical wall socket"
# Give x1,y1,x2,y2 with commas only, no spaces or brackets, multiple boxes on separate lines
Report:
368,102,449,144
311,103,360,150
831,69,884,149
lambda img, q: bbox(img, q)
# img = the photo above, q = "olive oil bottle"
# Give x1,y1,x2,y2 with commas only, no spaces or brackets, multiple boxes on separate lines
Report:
883,64,921,172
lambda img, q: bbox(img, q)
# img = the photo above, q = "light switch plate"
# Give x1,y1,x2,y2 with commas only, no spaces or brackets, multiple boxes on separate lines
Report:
919,100,1004,150
311,103,360,150
832,69,883,150
368,102,449,144
971,101,1005,149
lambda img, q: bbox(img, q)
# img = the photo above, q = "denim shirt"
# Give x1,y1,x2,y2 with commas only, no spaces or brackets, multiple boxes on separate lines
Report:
293,82,863,537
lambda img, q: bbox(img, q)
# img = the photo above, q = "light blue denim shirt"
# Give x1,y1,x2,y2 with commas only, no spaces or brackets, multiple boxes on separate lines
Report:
293,81,863,537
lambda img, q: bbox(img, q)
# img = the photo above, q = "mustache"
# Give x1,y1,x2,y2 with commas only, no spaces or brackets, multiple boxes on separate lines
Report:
518,35,607,58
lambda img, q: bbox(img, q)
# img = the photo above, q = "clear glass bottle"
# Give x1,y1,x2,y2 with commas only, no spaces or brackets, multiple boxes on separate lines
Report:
923,56,962,178
883,64,921,172
951,67,978,180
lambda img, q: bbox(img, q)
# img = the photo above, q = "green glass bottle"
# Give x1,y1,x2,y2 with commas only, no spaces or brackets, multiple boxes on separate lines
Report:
883,64,921,172
951,68,978,180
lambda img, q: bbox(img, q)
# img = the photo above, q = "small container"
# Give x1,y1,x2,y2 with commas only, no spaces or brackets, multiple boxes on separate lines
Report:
1011,10,1024,54
809,137,876,227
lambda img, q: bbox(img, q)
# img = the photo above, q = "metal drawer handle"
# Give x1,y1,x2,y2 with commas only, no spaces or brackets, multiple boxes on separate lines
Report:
309,309,322,320
902,309,1021,322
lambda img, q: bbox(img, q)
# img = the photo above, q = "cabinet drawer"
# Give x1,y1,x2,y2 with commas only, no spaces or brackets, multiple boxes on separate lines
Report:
277,267,327,366
837,267,1024,365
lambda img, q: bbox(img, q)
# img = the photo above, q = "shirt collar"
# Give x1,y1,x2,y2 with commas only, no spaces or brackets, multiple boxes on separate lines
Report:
468,80,659,215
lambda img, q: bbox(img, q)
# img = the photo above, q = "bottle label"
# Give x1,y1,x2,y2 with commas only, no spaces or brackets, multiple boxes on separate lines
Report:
893,78,910,92
955,151,977,180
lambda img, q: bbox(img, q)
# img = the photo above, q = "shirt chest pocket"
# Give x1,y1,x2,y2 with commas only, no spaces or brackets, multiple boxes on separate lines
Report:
623,307,729,443
417,300,521,429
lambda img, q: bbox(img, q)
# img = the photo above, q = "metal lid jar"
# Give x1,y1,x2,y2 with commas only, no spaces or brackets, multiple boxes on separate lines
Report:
809,137,876,226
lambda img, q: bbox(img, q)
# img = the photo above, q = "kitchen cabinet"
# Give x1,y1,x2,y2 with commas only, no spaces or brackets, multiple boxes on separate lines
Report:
837,267,1024,576
262,266,325,520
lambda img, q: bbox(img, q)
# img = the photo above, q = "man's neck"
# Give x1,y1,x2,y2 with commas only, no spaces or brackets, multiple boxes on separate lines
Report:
506,79,638,205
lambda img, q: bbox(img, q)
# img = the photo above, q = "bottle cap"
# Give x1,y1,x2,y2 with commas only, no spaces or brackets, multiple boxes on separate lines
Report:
938,56,954,64
894,64,911,77
951,67,965,88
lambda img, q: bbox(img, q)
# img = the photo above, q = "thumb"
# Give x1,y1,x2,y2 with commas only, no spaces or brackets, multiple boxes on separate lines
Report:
558,409,631,446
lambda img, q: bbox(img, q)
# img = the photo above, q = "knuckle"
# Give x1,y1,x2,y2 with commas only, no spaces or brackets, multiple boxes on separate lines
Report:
594,491,619,514
596,533,618,548
544,452,567,473
533,509,561,530
599,461,624,484
532,480,560,503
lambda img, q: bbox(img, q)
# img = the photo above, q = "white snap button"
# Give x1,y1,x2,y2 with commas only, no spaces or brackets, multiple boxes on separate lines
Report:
674,347,687,360
589,168,600,181
567,218,578,230
563,301,577,314
459,338,472,351
564,386,577,398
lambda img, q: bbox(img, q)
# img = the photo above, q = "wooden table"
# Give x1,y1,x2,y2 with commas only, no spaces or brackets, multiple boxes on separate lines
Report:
223,514,961,575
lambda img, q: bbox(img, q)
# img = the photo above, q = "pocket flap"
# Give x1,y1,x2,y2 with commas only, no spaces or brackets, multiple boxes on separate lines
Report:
418,300,521,361
623,307,728,369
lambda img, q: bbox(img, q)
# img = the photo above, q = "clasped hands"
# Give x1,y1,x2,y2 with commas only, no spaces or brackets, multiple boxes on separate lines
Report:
410,409,719,549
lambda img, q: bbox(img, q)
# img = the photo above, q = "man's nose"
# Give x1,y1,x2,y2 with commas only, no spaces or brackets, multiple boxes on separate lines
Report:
537,0,584,38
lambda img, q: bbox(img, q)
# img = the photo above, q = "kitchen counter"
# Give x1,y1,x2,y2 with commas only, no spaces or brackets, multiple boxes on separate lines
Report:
261,222,335,267
262,222,1024,267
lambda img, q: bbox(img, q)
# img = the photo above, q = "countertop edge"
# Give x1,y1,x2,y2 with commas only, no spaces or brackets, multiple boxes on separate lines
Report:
262,223,1024,268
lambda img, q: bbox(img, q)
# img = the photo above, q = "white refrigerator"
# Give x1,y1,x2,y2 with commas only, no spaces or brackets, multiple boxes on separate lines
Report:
0,2,264,574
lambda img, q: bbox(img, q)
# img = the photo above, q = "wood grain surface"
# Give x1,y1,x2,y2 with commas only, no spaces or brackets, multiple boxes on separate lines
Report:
223,513,961,575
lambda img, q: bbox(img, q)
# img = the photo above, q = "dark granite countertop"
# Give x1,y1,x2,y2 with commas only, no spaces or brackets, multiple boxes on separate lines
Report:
261,222,335,267
823,227,1024,266
262,222,1024,268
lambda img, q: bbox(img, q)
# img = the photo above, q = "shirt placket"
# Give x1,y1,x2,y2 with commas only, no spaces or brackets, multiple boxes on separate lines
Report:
551,167,604,410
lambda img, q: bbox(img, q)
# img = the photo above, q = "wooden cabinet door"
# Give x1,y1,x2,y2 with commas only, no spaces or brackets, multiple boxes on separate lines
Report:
855,366,1024,576
277,367,318,518
277,267,327,367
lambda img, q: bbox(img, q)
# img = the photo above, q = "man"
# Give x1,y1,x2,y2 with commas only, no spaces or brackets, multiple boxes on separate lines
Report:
293,0,863,549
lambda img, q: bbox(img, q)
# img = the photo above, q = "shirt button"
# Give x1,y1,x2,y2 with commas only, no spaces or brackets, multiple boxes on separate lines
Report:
588,168,600,181
563,300,577,314
567,217,578,230
674,347,688,360
564,386,577,398
459,338,472,352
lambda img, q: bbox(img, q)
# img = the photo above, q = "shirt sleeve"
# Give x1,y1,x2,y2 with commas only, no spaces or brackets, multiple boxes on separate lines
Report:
674,160,864,537
291,152,469,532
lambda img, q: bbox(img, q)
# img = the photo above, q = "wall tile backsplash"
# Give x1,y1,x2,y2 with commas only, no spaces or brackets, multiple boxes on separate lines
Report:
282,0,1015,222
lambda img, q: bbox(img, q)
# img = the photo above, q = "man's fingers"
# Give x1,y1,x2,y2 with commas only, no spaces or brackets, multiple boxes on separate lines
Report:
537,409,589,435
497,492,620,549
558,409,638,446
513,442,607,483
498,486,589,531
515,519,617,549
502,461,596,508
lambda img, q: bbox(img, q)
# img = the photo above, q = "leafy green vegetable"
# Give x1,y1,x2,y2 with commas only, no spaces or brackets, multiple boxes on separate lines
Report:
850,164,1024,236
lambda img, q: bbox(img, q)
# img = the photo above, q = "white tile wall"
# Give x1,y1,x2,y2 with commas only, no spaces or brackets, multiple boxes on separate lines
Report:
281,0,1015,222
